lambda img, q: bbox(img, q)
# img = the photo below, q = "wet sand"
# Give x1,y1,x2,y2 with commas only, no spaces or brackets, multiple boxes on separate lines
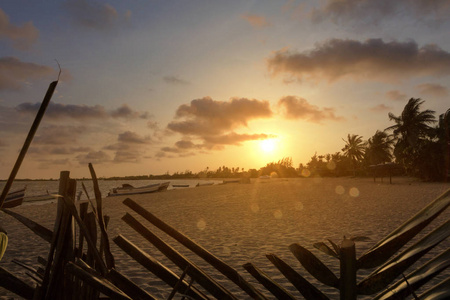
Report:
1,177,449,299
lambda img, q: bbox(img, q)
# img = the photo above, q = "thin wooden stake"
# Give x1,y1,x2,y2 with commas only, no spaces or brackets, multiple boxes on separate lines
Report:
0,80,58,208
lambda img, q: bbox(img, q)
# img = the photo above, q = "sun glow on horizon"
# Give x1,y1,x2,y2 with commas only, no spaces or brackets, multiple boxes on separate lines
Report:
260,139,276,153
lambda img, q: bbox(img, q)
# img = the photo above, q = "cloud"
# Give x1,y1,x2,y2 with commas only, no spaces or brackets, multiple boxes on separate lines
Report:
168,97,273,135
17,102,108,119
267,39,450,83
370,104,392,112
16,102,149,121
277,96,344,123
34,125,86,145
416,83,448,97
0,8,39,50
163,76,190,85
241,14,272,28
111,104,150,119
118,131,152,144
76,150,111,165
311,0,450,25
386,90,408,101
203,132,275,145
63,0,129,30
104,131,151,163
0,57,54,90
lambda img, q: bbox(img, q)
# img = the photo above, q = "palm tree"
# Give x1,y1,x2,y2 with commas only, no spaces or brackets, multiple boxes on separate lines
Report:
365,130,394,165
385,98,436,174
342,134,366,176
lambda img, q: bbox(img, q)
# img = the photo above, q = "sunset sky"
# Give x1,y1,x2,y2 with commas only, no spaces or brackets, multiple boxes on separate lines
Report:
0,1,449,179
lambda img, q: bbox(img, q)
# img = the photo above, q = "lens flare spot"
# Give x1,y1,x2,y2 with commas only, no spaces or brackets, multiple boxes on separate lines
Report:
274,210,283,219
301,169,311,177
327,161,336,170
197,219,206,230
295,201,304,211
349,187,360,197
335,185,345,195
270,171,279,178
250,203,260,213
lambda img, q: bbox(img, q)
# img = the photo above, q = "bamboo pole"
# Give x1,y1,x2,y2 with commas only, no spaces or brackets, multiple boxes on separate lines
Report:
339,238,357,300
0,80,58,208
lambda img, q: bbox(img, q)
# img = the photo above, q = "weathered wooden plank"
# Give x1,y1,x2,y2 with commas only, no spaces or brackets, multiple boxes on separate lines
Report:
123,198,266,299
0,266,35,299
122,213,237,300
243,262,296,300
113,234,209,300
108,268,158,300
1,209,52,243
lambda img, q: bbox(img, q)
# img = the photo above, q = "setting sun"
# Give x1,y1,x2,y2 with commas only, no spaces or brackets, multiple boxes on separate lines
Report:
260,139,276,153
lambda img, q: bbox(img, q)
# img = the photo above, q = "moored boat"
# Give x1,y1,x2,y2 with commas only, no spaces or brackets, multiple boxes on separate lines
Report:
24,191,58,203
107,181,170,197
2,187,26,208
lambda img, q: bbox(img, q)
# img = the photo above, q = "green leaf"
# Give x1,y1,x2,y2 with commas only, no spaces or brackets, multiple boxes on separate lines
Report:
266,254,330,300
373,248,450,299
358,189,450,269
289,243,339,288
313,242,339,259
0,233,7,261
358,220,450,295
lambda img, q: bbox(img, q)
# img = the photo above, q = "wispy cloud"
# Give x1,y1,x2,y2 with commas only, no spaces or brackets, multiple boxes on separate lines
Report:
277,96,344,123
163,75,190,85
104,131,152,163
63,0,130,30
386,90,408,101
370,104,392,112
33,125,87,145
416,83,448,97
267,39,450,83
311,0,450,25
0,57,54,90
241,14,271,29
111,104,150,119
76,150,111,165
0,8,39,50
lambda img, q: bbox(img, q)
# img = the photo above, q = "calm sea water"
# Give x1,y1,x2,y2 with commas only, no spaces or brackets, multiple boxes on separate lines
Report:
0,179,223,204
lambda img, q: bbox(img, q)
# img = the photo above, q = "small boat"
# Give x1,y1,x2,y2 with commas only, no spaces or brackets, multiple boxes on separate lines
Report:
172,184,189,188
2,187,26,208
222,179,240,184
196,181,214,187
25,191,57,203
107,182,170,197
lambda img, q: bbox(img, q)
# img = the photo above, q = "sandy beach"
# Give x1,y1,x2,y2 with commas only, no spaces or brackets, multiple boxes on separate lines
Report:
1,177,449,299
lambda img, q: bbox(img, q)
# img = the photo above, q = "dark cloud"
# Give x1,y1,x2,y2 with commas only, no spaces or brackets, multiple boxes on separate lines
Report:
165,97,275,155
76,150,110,165
370,104,392,112
416,83,448,97
241,14,271,28
267,39,450,83
118,131,151,144
311,0,450,25
63,0,130,30
0,57,54,90
168,97,273,135
111,104,149,119
277,96,344,123
104,131,151,163
34,125,86,145
0,8,39,50
17,102,108,119
386,90,408,101
163,76,190,85
16,102,149,121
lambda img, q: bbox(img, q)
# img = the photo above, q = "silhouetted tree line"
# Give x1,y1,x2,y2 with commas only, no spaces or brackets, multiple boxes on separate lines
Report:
104,98,448,182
